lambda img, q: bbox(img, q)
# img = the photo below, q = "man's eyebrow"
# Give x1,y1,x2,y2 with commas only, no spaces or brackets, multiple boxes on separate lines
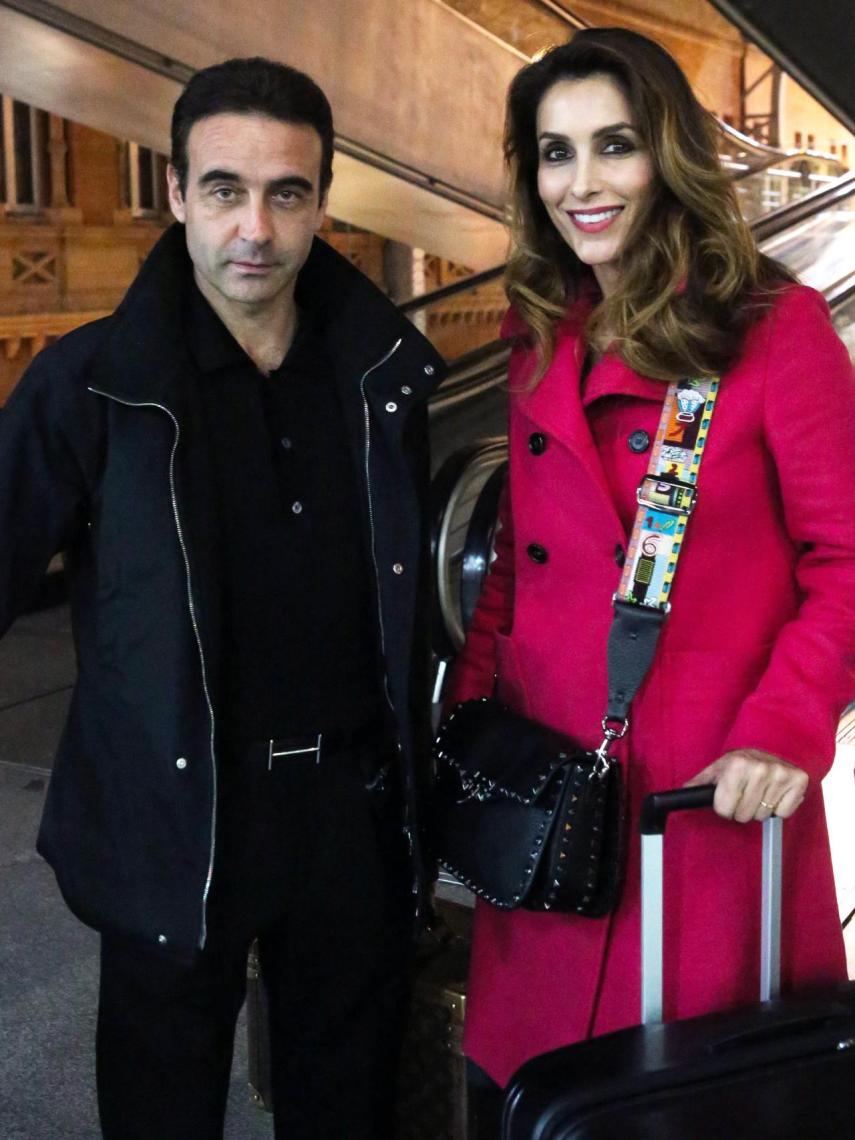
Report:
196,170,315,194
538,122,637,142
198,169,241,186
268,175,314,194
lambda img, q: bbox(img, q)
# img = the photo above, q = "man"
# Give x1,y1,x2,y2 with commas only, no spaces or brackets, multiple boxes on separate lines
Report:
0,58,444,1138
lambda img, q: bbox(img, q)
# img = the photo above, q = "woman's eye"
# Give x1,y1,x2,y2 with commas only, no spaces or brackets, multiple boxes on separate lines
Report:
542,144,571,163
603,137,635,155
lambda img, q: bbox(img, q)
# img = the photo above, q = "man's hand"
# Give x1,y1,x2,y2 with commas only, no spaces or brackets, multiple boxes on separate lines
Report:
684,749,809,822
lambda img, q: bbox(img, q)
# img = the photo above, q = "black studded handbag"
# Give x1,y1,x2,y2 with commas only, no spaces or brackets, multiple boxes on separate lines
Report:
431,376,720,914
432,697,625,914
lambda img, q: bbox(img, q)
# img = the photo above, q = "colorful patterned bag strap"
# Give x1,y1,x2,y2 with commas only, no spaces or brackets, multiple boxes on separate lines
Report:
617,375,720,611
596,375,720,768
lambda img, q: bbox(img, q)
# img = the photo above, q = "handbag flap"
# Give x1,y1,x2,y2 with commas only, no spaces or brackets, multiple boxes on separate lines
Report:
435,699,573,804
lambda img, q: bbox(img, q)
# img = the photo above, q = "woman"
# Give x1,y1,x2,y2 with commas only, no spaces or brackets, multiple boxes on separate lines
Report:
446,27,855,1090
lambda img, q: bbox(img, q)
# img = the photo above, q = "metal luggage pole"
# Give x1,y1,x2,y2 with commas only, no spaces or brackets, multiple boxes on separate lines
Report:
640,786,783,1025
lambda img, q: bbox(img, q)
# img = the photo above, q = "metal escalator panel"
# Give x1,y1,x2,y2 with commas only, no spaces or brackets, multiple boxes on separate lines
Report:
759,189,855,301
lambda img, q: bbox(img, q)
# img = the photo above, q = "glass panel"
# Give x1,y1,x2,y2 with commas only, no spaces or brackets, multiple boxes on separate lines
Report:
759,190,855,293
13,100,33,205
405,272,506,361
735,154,846,222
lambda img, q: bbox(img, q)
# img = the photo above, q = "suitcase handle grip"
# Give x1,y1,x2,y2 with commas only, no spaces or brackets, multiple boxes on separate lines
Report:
640,785,782,1023
639,785,715,836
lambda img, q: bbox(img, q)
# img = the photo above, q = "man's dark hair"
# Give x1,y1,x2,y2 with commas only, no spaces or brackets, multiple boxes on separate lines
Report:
170,57,334,198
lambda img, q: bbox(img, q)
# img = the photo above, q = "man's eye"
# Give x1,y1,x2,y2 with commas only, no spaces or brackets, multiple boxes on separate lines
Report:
274,190,297,204
212,186,236,201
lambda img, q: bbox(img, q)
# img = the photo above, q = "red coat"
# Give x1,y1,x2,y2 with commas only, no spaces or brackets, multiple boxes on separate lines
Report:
447,285,855,1086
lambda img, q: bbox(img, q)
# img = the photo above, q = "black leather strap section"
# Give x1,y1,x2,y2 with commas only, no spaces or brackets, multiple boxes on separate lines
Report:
606,600,667,722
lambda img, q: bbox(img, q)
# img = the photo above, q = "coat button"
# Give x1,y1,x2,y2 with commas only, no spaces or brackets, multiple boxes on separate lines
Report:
175,757,187,770
527,543,548,564
424,364,435,376
528,432,547,455
614,544,626,567
385,401,398,413
401,385,413,395
158,934,168,945
627,429,650,454
280,436,292,450
392,562,404,575
291,501,303,515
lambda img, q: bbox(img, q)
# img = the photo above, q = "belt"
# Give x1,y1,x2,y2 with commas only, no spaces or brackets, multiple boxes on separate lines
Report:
259,719,389,772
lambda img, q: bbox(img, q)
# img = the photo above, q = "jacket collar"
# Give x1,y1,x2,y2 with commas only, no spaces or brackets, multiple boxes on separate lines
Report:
515,320,666,541
88,224,445,411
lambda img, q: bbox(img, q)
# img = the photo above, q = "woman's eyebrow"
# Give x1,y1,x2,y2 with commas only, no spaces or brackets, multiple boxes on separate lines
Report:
538,121,637,143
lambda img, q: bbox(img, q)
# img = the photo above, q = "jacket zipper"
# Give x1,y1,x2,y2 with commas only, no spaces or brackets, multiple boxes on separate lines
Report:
88,388,217,948
359,339,424,919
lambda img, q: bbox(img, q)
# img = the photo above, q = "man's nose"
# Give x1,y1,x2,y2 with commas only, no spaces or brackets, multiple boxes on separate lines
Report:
239,197,274,243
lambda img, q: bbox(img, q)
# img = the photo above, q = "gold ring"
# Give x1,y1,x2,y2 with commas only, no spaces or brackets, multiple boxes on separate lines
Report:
759,799,776,812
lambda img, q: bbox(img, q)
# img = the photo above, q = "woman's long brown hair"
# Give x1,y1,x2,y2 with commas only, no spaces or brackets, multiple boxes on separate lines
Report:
505,27,795,383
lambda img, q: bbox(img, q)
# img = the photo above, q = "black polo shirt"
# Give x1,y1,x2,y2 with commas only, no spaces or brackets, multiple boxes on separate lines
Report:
188,284,385,747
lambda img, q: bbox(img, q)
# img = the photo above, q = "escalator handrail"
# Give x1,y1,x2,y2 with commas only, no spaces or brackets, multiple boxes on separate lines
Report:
753,170,855,243
398,264,506,314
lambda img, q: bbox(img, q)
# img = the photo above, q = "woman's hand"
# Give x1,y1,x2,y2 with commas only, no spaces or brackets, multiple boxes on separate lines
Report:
684,749,809,821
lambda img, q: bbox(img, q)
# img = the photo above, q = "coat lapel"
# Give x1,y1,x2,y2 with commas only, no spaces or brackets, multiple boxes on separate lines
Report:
515,330,622,537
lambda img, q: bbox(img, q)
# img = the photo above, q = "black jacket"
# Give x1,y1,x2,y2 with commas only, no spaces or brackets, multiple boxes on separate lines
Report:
0,225,445,952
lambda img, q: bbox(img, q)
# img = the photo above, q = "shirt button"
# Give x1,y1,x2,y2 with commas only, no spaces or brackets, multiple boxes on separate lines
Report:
628,429,650,454
280,436,292,450
175,757,187,770
401,385,413,395
291,501,303,515
385,402,398,413
526,543,549,564
528,432,547,455
424,364,435,376
392,562,404,575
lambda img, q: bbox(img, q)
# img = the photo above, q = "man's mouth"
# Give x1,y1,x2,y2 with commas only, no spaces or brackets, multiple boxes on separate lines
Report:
567,206,623,234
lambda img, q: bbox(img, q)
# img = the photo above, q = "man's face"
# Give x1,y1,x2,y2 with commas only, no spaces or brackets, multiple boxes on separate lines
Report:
167,112,327,314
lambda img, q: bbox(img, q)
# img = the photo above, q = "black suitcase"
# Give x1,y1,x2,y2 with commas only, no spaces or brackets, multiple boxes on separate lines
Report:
503,786,855,1139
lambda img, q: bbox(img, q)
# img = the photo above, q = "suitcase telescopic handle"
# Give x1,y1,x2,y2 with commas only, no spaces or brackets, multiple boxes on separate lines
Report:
640,785,783,1026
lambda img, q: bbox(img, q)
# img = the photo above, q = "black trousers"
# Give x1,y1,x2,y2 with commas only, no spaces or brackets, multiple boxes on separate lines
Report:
96,729,414,1140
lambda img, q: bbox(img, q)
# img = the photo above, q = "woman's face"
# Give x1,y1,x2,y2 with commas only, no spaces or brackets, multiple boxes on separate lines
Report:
536,72,655,296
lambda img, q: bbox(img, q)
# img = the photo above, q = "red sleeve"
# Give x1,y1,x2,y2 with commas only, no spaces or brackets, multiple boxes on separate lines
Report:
443,475,515,706
722,288,855,778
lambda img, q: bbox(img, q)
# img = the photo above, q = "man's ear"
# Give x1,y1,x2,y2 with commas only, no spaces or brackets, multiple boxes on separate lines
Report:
315,181,330,232
166,164,187,223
